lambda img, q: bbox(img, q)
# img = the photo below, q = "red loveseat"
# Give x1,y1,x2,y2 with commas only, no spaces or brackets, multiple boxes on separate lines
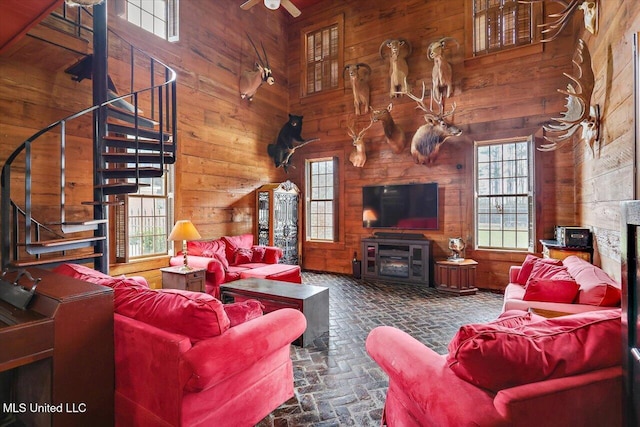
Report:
53,263,307,427
366,309,622,426
170,233,302,299
503,255,621,314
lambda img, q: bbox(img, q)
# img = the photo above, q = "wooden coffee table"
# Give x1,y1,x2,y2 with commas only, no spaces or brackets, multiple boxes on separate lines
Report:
220,278,329,347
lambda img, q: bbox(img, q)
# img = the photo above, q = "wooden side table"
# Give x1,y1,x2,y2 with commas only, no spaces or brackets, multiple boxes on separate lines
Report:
435,259,478,296
161,266,206,292
540,239,593,263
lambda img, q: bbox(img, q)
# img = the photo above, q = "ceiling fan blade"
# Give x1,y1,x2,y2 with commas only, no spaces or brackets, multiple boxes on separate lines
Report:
240,0,261,10
281,0,301,17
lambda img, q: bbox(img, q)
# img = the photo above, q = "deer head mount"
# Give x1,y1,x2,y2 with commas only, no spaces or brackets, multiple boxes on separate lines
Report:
379,38,412,98
427,37,459,110
397,80,462,165
239,34,274,101
347,115,375,168
539,39,600,154
343,63,372,116
518,1,599,42
371,103,407,154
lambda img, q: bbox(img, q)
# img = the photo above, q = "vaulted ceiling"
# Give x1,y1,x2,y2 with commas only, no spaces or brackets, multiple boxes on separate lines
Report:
0,0,63,54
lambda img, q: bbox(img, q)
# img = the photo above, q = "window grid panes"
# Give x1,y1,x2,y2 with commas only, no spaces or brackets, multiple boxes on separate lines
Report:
124,0,179,42
306,24,339,95
307,159,335,241
125,149,172,258
473,0,532,55
475,138,533,251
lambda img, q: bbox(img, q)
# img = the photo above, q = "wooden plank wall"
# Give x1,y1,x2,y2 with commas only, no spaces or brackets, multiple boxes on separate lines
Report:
285,0,579,289
1,1,636,289
576,0,640,281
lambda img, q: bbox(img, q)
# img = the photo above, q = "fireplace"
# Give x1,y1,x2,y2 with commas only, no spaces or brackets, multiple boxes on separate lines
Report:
379,256,410,278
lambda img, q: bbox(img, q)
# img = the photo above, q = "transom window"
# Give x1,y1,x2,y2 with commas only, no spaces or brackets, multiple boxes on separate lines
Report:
472,0,534,55
301,15,344,96
306,158,337,241
121,0,179,42
475,137,534,251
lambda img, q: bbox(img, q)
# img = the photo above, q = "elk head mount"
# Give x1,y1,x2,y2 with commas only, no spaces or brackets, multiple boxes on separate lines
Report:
398,80,462,165
379,38,412,98
347,114,375,168
343,63,372,116
518,0,599,42
539,38,600,154
239,34,274,101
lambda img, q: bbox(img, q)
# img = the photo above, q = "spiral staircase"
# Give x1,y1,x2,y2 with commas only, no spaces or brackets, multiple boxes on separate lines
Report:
0,2,177,272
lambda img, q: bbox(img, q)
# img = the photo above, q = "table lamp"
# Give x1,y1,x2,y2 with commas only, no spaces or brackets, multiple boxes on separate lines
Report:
168,220,202,271
363,209,378,228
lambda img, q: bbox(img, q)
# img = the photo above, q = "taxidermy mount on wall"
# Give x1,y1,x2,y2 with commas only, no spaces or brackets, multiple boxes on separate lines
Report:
267,114,319,172
343,63,372,115
371,104,406,154
519,0,599,42
347,114,375,168
427,37,459,114
538,39,599,154
239,34,274,101
379,38,411,98
397,80,462,165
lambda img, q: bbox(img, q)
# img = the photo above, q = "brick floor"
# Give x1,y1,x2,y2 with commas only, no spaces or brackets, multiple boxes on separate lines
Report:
255,271,504,427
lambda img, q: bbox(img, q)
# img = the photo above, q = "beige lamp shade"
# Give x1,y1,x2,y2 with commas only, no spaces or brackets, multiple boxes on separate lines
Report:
363,209,378,222
168,220,201,242
168,220,201,271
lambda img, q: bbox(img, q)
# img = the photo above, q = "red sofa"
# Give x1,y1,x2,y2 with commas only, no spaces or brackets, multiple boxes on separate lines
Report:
503,255,621,314
366,309,622,426
53,263,307,427
170,233,302,299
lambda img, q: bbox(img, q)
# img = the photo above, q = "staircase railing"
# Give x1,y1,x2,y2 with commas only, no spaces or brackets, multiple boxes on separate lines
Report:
0,4,177,269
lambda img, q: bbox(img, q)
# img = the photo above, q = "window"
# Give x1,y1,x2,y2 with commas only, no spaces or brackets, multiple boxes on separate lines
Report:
301,15,344,96
475,137,534,251
121,0,179,42
114,153,174,262
306,158,337,242
471,0,535,55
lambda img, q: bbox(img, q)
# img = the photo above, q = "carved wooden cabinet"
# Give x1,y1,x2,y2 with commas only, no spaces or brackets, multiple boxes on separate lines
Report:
256,181,301,265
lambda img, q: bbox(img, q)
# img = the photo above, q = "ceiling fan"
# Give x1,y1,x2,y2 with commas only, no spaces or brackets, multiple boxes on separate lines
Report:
240,0,301,18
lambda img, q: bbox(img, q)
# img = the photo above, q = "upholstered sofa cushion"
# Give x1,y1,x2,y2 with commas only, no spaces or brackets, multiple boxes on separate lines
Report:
53,262,148,288
188,239,229,269
232,247,254,266
563,256,621,307
516,255,562,285
222,234,254,261
113,286,230,343
492,310,546,328
447,309,621,392
224,299,264,327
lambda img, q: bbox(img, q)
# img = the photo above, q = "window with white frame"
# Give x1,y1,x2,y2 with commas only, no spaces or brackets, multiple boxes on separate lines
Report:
114,153,174,262
471,0,535,55
121,0,179,42
306,158,337,242
475,137,534,251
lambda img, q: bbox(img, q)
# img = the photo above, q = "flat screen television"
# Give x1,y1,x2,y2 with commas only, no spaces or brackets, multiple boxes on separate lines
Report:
362,182,438,230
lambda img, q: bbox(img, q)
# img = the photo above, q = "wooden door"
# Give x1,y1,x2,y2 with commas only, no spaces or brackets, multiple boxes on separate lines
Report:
621,200,640,425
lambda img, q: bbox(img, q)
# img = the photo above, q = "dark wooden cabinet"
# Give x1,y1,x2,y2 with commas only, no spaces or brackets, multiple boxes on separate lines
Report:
0,268,114,426
361,237,431,286
435,259,478,295
161,267,205,292
256,181,301,265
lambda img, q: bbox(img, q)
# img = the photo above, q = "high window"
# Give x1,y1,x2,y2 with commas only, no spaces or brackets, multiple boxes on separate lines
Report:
120,0,179,42
306,158,337,242
301,15,344,96
475,137,534,251
471,0,536,55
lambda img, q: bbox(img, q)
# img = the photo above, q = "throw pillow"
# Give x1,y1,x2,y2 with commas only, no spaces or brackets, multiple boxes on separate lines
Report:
573,265,621,307
224,299,264,327
113,286,230,343
523,278,580,303
232,248,253,266
491,310,545,328
251,245,266,263
516,255,562,285
525,261,568,286
446,309,622,392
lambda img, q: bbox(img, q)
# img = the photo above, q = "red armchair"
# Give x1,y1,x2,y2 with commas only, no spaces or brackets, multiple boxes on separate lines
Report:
366,309,622,426
53,263,307,427
170,233,301,299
